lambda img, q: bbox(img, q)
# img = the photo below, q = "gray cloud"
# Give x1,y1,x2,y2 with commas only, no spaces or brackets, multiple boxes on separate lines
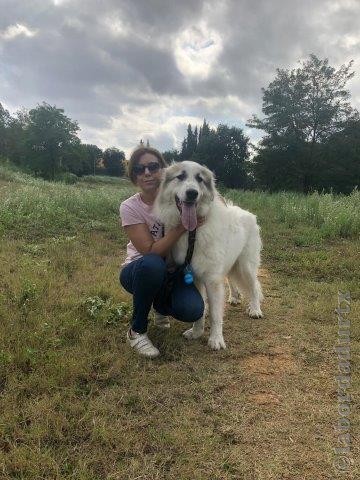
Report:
1,0,359,154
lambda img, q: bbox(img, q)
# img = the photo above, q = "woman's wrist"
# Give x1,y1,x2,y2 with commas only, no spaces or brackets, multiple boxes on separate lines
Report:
174,223,186,235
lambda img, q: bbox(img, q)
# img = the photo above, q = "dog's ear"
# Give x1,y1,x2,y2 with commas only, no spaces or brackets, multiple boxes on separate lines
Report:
200,165,216,201
163,167,173,185
156,163,179,205
157,167,169,200
163,163,181,185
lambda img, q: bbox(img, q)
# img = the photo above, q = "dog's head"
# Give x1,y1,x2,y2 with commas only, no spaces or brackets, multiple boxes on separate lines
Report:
155,161,216,231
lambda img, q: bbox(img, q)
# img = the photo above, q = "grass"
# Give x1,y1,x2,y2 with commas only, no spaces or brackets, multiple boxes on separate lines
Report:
0,161,359,479
0,162,134,240
225,187,360,241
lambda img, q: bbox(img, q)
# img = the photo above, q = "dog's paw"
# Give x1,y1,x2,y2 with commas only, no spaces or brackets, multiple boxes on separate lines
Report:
208,335,226,350
247,307,263,318
183,327,204,340
228,296,241,305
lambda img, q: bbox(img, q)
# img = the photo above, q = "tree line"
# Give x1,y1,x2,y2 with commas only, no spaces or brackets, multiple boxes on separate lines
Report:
162,121,250,189
1,54,359,193
164,55,360,193
0,103,125,180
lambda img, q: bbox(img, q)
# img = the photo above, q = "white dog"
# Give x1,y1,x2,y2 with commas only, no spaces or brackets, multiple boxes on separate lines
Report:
154,161,263,350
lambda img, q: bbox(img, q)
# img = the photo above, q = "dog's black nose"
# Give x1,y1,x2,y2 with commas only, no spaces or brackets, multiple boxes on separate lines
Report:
186,189,198,201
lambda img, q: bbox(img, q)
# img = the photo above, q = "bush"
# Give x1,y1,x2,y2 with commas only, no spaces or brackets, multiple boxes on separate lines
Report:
54,172,79,184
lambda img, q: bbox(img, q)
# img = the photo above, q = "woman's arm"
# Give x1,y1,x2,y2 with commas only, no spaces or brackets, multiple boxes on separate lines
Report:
124,223,187,257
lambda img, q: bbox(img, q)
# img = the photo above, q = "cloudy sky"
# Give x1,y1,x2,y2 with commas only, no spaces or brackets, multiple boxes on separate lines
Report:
1,0,359,156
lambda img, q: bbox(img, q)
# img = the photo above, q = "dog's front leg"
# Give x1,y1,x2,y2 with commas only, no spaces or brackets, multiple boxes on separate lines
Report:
205,280,226,350
183,281,205,340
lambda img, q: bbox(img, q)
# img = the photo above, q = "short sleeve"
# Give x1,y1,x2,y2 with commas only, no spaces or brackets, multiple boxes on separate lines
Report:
119,201,145,227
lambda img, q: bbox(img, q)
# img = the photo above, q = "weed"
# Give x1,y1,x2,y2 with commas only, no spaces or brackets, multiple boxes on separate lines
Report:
18,281,38,309
82,295,130,325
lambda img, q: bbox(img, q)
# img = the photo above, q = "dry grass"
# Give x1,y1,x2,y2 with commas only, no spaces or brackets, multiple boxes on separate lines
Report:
0,171,359,479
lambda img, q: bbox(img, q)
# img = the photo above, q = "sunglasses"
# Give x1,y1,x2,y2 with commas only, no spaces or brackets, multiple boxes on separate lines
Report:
133,162,161,176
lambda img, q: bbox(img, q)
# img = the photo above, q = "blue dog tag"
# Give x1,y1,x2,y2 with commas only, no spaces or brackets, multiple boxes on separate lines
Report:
183,265,194,285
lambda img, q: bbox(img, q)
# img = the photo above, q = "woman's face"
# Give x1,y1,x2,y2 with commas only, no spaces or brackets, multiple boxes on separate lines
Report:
134,153,163,193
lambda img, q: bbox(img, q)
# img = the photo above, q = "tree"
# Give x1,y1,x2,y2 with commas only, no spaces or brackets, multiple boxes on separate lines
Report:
248,54,359,192
0,101,111,180
179,139,187,160
198,119,211,143
0,103,12,156
186,124,197,157
316,119,360,193
217,124,249,188
103,147,125,176
193,124,249,188
81,144,103,176
63,143,103,176
194,126,198,147
6,108,30,166
180,124,197,160
25,103,80,179
175,120,249,188
162,149,180,164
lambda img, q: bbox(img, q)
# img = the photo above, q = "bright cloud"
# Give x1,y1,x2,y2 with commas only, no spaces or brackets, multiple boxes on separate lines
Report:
174,22,223,79
0,23,37,41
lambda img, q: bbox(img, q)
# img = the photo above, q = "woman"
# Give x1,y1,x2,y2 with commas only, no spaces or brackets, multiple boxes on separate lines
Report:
119,146,204,358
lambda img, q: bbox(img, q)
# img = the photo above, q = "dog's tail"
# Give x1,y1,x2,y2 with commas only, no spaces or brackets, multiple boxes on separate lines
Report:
229,217,263,302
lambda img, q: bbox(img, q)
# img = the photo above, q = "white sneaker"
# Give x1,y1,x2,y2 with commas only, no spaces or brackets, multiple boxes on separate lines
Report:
154,311,171,329
126,329,160,358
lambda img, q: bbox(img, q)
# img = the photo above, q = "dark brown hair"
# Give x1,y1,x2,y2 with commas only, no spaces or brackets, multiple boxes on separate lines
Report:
127,146,167,184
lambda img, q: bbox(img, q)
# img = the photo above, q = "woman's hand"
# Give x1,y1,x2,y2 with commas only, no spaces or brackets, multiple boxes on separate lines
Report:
197,216,206,227
174,223,187,234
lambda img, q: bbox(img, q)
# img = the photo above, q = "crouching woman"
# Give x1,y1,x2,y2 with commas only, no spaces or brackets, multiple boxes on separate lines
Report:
119,146,204,358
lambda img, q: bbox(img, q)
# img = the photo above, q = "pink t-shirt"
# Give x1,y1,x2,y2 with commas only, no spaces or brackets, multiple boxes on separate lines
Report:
119,192,164,266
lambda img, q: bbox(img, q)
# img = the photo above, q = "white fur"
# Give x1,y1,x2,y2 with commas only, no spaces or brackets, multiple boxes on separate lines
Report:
154,161,263,350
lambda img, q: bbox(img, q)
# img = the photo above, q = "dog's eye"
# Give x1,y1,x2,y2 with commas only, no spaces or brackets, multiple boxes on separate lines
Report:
196,174,203,183
177,172,186,181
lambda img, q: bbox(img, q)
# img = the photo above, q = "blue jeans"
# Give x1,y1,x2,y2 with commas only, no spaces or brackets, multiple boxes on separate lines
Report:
120,253,204,334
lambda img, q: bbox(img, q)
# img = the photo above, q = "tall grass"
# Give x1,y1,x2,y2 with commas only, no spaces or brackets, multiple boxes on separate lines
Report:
0,159,42,186
0,162,134,239
225,188,360,239
1,161,359,241
79,175,128,185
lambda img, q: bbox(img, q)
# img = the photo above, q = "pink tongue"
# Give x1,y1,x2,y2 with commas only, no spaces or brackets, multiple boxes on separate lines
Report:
181,203,197,231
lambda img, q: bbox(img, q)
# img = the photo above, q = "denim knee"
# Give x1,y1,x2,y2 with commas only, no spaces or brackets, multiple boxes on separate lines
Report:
173,296,204,322
139,253,166,286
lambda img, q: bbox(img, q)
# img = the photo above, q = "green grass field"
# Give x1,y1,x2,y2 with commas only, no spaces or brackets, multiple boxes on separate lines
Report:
0,162,359,479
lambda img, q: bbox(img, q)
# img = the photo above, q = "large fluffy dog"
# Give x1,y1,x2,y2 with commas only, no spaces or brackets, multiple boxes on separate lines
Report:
154,161,263,350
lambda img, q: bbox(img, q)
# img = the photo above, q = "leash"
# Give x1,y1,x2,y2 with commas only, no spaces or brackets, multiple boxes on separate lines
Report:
183,228,196,284
161,224,197,284
184,228,196,265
